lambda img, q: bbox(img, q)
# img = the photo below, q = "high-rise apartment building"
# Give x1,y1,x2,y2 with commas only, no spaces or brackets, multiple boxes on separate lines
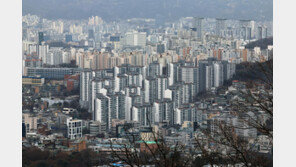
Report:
38,32,44,45
94,94,108,124
125,31,147,47
216,19,227,37
213,62,223,87
239,20,255,40
193,17,204,41
80,70,93,109
38,44,48,63
257,26,268,40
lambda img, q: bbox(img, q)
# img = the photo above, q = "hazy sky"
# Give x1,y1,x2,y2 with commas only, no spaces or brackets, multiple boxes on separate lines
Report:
23,0,273,21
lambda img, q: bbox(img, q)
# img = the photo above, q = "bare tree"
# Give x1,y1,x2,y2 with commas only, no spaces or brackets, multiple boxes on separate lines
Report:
109,117,193,167
194,58,273,167
109,58,273,167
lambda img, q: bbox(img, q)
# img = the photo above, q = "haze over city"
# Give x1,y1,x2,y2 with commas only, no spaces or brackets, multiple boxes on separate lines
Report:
23,0,273,22
22,0,273,166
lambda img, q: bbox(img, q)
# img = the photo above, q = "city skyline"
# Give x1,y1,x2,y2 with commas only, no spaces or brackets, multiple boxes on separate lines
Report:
21,1,273,166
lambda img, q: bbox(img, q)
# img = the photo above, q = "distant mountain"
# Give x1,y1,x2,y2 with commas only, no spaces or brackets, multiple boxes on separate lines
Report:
23,0,273,21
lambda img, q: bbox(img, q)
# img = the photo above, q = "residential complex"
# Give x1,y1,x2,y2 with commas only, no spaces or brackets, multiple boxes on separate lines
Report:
22,13,273,166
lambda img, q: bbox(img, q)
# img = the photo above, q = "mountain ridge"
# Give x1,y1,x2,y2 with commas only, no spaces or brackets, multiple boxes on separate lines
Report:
23,0,273,21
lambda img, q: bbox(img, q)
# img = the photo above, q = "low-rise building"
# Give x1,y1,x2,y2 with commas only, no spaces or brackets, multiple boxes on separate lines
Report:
66,117,82,139
22,76,45,86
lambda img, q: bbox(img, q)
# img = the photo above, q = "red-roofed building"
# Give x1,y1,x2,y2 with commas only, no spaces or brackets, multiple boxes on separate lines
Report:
64,74,80,91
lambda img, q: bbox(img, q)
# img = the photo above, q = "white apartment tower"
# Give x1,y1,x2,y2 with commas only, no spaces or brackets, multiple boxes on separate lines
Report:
125,31,147,47
66,118,82,139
